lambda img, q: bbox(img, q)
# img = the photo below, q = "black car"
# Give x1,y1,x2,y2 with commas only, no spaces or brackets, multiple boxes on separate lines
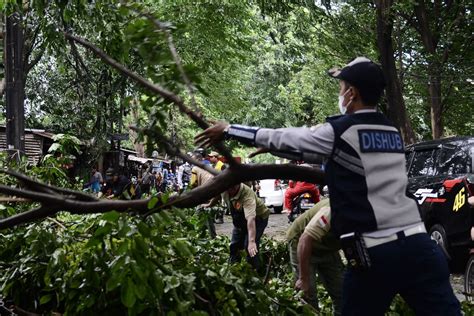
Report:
405,136,474,260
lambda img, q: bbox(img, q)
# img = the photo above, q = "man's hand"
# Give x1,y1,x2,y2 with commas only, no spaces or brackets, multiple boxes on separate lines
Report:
194,121,229,148
247,241,258,257
295,278,310,296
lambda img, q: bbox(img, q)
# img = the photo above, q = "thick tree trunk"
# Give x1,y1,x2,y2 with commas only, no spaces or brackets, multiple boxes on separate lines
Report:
375,0,416,144
428,70,443,139
414,0,444,139
4,12,25,153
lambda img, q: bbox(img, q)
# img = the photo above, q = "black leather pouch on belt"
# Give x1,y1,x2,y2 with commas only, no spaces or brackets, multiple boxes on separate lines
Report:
340,232,371,270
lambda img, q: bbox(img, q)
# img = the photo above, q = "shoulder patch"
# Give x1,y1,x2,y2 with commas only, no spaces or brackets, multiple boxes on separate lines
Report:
317,215,329,228
233,201,242,210
358,129,404,153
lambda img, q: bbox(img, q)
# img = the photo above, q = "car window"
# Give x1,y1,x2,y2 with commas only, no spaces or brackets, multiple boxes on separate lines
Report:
437,146,470,175
405,151,414,172
470,145,474,173
408,149,436,178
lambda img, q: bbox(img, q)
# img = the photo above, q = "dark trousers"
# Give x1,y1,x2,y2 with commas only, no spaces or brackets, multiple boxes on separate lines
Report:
229,217,268,269
342,233,461,316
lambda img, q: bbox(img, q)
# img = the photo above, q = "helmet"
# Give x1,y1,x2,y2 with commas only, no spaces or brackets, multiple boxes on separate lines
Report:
323,185,329,196
194,147,206,155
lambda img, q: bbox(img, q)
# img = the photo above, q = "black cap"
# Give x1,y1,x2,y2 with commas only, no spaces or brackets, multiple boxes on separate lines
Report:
328,57,386,105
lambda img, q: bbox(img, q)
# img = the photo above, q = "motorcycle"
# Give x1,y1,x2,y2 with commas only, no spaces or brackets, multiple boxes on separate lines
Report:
288,192,316,223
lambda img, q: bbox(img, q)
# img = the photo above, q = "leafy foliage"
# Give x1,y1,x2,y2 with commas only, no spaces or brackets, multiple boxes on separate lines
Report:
0,208,316,315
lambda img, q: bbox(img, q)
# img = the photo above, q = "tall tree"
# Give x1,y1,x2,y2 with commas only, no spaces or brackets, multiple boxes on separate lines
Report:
4,11,25,152
375,0,416,144
401,0,470,139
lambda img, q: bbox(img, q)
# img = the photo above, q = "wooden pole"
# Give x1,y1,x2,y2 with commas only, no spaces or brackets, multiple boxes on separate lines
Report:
4,12,25,154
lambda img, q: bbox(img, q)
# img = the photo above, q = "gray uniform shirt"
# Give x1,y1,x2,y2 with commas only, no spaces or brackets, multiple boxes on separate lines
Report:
254,109,421,238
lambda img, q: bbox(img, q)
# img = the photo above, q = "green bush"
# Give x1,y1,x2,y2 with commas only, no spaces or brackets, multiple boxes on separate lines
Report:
0,209,316,315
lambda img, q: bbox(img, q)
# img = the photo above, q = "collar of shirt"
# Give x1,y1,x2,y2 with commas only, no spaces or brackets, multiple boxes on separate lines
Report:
228,183,244,202
353,108,377,114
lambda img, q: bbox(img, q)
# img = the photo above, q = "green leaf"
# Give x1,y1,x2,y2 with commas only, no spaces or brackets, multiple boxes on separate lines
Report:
164,276,180,293
48,143,61,153
106,273,123,292
102,211,120,222
173,239,193,257
121,278,136,308
40,294,52,305
93,223,112,237
137,222,151,237
147,196,159,209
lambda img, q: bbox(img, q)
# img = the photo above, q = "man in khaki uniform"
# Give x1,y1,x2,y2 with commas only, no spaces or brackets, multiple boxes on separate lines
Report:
222,183,270,269
189,162,217,238
287,199,343,315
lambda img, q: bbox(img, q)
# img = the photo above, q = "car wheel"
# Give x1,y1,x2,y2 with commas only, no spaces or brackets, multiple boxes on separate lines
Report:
464,255,474,302
273,206,283,214
429,224,451,259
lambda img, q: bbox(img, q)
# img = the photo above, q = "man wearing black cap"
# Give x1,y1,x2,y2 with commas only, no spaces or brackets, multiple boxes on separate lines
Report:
195,57,460,315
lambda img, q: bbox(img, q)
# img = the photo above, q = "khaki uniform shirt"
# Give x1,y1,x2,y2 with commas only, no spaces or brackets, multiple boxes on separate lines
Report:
190,166,214,188
222,184,270,220
286,199,340,255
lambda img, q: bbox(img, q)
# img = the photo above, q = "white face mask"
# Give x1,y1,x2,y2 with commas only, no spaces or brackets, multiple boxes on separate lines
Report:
338,89,352,115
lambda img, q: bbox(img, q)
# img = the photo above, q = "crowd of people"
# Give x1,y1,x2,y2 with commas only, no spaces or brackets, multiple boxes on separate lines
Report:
84,158,194,200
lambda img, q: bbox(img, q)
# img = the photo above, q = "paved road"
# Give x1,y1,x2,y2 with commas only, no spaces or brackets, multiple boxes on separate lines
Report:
216,212,467,302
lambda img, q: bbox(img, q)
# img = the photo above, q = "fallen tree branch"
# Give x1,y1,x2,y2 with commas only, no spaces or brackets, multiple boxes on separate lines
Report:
0,164,324,229
2,170,98,201
0,197,30,202
193,292,216,316
263,255,273,285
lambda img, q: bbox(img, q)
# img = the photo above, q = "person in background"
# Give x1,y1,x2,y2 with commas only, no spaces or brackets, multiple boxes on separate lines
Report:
161,166,169,192
207,151,225,223
284,180,320,213
140,164,153,196
208,151,224,171
106,172,130,199
151,151,162,174
122,176,142,200
190,160,217,238
177,161,193,191
85,167,103,194
99,168,114,198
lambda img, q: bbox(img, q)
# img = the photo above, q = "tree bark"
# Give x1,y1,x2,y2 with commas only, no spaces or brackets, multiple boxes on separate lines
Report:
5,12,25,153
375,0,416,144
413,0,444,139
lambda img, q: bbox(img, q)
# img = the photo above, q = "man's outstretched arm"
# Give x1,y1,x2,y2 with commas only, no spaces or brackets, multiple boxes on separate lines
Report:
195,122,334,160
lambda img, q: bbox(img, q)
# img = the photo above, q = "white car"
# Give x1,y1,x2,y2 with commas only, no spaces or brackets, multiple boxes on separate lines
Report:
258,179,285,213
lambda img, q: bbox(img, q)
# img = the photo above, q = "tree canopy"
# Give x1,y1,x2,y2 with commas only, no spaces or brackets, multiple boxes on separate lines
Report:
1,0,471,154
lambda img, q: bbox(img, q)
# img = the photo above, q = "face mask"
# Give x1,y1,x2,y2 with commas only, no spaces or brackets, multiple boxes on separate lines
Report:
338,89,352,115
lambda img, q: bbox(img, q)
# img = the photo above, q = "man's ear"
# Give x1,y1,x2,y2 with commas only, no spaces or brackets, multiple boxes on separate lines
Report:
348,86,359,102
